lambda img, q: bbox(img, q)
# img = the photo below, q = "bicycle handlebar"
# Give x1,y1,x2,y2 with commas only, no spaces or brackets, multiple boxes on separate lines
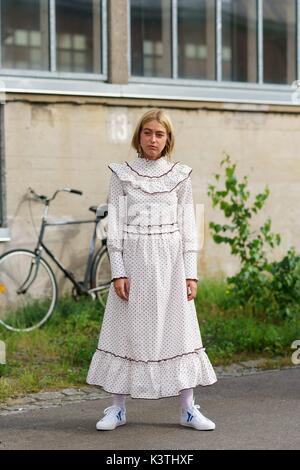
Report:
69,189,83,195
28,187,83,203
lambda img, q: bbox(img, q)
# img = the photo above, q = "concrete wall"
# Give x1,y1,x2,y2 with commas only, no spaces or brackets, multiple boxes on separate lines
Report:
2,95,300,290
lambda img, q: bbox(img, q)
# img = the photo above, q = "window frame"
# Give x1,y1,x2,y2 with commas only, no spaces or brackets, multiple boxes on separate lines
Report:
0,0,108,81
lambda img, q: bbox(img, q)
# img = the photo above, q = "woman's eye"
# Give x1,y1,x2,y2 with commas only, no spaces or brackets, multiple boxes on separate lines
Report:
143,131,165,138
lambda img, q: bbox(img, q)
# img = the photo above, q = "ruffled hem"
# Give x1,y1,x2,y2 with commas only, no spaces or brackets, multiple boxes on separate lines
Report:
86,347,217,399
108,162,193,194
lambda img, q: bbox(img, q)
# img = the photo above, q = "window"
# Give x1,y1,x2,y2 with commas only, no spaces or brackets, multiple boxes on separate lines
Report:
1,0,49,71
0,0,105,76
130,0,299,87
178,0,215,80
131,0,172,78
56,0,102,74
222,0,257,83
263,0,297,84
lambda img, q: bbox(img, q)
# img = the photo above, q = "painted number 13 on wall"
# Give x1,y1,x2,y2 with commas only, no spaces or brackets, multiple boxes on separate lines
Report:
108,111,131,144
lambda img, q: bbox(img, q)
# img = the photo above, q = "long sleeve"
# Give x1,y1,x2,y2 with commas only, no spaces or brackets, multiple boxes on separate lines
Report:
107,171,127,281
177,175,200,281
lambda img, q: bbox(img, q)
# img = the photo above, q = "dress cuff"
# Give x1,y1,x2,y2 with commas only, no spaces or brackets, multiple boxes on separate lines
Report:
109,251,127,280
183,251,198,280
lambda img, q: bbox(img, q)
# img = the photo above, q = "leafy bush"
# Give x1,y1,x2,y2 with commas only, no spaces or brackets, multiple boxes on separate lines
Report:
208,154,300,320
266,248,300,320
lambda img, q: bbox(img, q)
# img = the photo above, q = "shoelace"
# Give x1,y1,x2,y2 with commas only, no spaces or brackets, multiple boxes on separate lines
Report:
191,404,210,422
192,404,201,415
102,405,123,418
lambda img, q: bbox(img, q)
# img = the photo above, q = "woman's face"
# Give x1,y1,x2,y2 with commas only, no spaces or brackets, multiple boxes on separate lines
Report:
139,120,168,160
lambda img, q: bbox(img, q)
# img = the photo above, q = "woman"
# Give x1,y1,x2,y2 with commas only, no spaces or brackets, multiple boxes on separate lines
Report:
87,108,217,431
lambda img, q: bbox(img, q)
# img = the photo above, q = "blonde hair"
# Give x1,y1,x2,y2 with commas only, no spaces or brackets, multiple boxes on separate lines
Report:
131,108,175,160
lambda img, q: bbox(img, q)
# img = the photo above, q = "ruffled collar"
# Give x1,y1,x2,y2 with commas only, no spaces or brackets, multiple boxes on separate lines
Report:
108,156,192,194
125,156,179,178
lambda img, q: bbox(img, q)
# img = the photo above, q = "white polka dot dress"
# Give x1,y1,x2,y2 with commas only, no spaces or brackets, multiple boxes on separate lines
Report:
86,155,217,399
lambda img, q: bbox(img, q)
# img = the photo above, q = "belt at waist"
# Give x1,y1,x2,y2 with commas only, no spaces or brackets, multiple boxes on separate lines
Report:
123,222,179,235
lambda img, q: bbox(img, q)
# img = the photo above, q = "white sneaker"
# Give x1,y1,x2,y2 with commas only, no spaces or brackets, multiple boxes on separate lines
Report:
180,401,215,431
96,405,126,431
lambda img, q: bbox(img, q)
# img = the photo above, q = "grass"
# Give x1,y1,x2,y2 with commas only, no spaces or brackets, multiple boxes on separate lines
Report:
0,295,102,402
195,277,300,364
0,278,299,403
1,297,55,332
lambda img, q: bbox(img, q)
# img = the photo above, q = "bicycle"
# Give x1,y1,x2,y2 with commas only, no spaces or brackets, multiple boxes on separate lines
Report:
0,187,111,332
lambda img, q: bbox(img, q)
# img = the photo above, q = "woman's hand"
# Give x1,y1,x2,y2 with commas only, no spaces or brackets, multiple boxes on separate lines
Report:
186,279,197,301
113,277,130,301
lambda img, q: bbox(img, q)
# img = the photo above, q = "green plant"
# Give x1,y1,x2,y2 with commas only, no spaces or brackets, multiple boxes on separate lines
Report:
266,247,300,320
207,153,300,320
208,153,281,267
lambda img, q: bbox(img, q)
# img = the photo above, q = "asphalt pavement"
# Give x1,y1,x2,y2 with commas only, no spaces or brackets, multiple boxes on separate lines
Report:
0,368,299,450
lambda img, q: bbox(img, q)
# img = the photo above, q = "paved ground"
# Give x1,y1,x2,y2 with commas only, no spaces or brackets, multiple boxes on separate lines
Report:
0,359,273,416
0,366,299,450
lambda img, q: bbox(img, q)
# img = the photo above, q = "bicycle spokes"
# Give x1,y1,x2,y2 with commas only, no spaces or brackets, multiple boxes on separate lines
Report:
16,257,42,294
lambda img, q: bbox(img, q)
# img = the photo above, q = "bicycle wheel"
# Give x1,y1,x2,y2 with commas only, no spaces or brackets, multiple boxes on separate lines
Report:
91,246,111,308
0,249,58,332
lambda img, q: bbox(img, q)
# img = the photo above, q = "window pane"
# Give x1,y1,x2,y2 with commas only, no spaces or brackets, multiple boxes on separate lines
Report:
222,0,257,83
1,0,49,70
131,0,172,78
178,0,215,80
56,0,102,74
263,0,296,84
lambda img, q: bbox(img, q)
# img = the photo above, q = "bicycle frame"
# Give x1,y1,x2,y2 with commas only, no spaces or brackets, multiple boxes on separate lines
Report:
33,202,105,295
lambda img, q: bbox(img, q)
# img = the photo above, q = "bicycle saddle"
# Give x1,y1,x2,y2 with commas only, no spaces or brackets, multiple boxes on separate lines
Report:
89,204,108,219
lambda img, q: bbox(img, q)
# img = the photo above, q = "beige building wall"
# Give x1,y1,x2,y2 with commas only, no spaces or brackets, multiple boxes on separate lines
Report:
1,95,300,291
